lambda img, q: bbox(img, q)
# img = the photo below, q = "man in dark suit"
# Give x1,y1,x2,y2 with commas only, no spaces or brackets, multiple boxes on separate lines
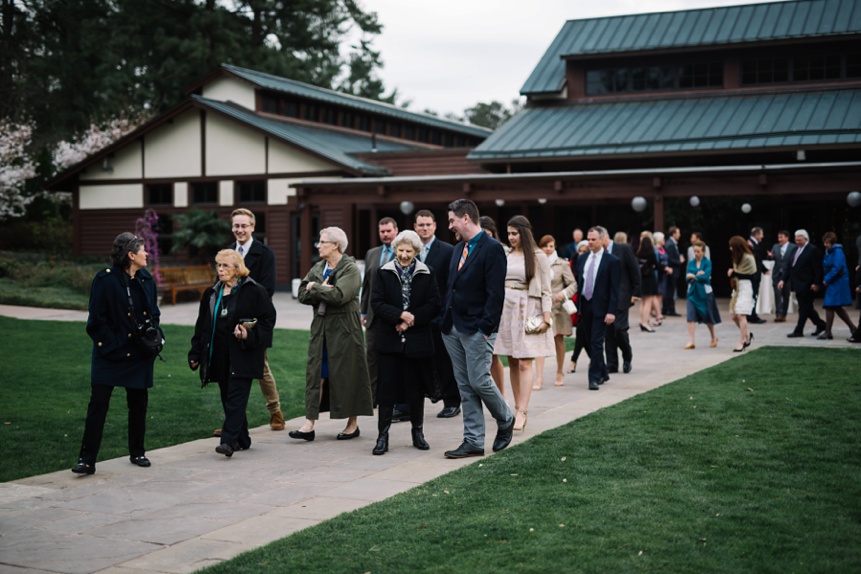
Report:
747,227,768,324
779,229,826,337
602,230,641,374
562,228,584,261
360,216,398,400
769,229,796,322
575,227,621,391
223,208,283,432
414,209,460,418
441,199,513,459
663,226,683,316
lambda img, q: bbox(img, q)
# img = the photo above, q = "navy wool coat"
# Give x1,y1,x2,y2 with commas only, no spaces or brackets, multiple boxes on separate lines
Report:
87,266,161,389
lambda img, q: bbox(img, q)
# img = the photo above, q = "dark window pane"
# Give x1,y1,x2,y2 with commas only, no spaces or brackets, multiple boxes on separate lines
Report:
147,184,173,206
847,54,861,78
191,182,218,204
236,180,266,203
283,100,299,117
261,93,279,114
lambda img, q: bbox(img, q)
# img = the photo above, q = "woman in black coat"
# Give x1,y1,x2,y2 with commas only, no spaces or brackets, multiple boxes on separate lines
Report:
73,232,163,475
189,249,276,458
370,230,442,455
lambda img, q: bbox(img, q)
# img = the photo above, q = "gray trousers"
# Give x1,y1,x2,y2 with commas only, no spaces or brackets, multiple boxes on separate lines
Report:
442,327,512,449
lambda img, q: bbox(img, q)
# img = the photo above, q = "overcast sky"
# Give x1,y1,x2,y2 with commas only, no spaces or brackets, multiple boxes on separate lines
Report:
361,0,785,117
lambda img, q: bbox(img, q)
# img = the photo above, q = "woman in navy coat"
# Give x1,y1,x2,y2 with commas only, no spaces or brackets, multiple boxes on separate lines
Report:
73,232,162,475
819,232,857,340
189,249,276,457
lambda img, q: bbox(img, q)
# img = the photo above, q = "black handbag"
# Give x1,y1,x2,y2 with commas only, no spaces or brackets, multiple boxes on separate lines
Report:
122,273,164,359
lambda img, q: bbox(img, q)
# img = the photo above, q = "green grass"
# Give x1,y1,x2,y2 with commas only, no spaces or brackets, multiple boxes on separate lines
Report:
0,250,103,310
194,347,861,574
0,316,310,482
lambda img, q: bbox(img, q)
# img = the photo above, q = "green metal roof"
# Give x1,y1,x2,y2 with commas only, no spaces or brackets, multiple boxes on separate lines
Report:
468,89,861,161
522,0,861,95
193,95,422,175
221,64,492,139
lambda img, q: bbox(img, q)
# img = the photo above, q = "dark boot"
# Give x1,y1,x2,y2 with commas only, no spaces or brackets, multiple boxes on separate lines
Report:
409,401,429,450
373,405,393,455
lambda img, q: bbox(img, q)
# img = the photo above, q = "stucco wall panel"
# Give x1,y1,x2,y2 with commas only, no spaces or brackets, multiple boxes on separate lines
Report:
268,140,335,173
145,112,201,178
206,114,266,176
81,141,143,181
79,184,143,210
202,76,256,110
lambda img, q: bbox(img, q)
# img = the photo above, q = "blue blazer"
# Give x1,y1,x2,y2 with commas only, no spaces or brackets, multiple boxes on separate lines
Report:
441,231,506,335
575,250,621,318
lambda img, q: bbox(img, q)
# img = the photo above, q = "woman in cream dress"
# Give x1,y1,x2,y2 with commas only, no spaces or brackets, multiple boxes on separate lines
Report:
534,235,577,389
493,216,553,431
727,235,756,353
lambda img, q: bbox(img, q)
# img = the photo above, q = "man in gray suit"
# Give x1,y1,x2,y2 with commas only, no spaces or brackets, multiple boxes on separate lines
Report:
769,229,796,322
360,217,398,399
603,230,641,374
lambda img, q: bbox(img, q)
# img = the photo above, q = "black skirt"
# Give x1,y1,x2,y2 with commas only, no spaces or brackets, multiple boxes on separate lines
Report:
376,352,442,406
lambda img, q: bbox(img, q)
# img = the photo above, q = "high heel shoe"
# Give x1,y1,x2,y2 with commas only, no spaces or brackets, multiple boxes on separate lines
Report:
567,363,576,373
744,332,754,348
684,342,695,350
639,323,655,333
710,337,719,348
816,332,833,340
652,318,664,327
513,409,528,432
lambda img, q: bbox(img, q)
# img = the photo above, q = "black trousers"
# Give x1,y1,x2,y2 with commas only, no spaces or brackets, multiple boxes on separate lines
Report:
577,298,609,385
748,273,762,318
605,308,632,370
433,324,460,409
79,384,148,464
793,289,824,334
218,376,253,449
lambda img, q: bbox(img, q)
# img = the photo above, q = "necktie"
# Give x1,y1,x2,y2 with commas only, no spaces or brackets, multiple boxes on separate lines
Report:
458,243,469,270
420,244,429,262
380,246,391,266
583,254,596,300
792,246,802,266
238,245,244,257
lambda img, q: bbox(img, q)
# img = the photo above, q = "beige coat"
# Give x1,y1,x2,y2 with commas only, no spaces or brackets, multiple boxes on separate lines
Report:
548,256,578,336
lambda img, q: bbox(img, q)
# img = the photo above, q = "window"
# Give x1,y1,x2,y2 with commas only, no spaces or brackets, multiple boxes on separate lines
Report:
156,214,173,255
147,183,173,206
261,92,279,114
236,180,266,203
742,52,860,85
191,182,218,205
585,61,723,95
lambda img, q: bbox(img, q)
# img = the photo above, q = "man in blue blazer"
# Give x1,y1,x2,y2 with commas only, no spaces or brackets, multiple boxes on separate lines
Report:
441,199,514,458
414,209,461,418
575,227,621,390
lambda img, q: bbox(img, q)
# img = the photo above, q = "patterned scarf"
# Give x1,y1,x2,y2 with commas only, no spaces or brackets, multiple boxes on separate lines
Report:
395,258,417,310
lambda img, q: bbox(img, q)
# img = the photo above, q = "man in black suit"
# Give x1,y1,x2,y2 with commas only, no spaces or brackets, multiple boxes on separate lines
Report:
575,227,621,391
223,208,283,432
602,230,641,374
747,227,768,324
414,209,460,418
360,217,398,400
663,226,683,316
779,229,826,337
441,199,513,459
769,230,796,322
562,228,584,261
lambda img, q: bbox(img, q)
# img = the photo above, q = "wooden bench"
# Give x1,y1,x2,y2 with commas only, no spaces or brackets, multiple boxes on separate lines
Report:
157,265,215,305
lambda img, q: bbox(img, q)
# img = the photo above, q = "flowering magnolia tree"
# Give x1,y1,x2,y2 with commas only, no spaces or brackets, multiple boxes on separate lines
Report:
0,121,38,220
53,116,140,173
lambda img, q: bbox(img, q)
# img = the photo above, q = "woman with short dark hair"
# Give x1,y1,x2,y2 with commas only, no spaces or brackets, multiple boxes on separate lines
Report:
72,232,163,475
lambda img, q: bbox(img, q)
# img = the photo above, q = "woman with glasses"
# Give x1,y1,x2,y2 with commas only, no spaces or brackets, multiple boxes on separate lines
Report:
189,249,276,457
72,232,163,475
290,227,374,442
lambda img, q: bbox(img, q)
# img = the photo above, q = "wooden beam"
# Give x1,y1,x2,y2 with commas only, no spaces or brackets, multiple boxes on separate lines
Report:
299,202,313,276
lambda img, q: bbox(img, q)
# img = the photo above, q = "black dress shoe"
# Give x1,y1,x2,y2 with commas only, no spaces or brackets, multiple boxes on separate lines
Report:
492,416,515,452
336,427,360,440
411,427,430,450
71,459,95,475
445,441,484,458
623,361,632,374
787,332,804,338
288,429,315,441
600,374,610,384
607,367,619,374
215,443,234,457
437,406,461,418
589,381,600,390
812,324,827,336
372,432,389,455
129,455,151,467
750,317,767,324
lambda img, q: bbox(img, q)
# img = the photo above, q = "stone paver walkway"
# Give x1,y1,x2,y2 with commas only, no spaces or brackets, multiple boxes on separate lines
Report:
0,295,856,573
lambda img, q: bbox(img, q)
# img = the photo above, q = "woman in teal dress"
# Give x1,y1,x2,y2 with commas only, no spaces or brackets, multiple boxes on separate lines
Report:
684,241,721,349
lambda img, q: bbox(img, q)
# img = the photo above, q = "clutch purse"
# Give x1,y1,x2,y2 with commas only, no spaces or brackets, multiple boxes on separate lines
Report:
561,298,577,315
239,318,257,329
524,315,546,334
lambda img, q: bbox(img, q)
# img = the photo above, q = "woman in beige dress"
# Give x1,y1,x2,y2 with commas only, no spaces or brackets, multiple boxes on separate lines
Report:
534,235,577,389
727,235,756,353
493,215,553,432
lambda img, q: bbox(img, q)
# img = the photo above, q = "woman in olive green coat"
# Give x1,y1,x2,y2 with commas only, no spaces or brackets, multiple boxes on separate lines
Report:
289,227,373,442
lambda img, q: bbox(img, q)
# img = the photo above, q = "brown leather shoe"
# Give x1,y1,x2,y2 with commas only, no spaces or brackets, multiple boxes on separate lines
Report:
212,428,222,437
270,410,285,431
774,316,786,322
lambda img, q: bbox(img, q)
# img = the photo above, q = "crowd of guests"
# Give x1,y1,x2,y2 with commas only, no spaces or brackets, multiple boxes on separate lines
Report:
72,207,861,473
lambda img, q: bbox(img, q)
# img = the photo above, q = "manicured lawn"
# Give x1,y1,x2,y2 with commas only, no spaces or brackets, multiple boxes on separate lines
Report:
193,347,861,574
0,316,310,482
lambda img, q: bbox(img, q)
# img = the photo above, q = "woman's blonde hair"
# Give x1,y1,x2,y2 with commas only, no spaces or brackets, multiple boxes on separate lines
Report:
215,249,250,278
